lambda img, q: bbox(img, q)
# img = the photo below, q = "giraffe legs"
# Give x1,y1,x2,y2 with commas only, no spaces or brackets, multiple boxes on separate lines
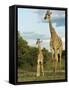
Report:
36,61,44,77
51,48,53,61
50,39,53,61
53,49,62,72
51,49,62,72
58,47,62,71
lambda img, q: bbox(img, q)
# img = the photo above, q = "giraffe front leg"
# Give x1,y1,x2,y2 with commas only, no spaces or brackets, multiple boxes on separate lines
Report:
37,61,40,77
50,42,53,61
54,51,58,72
51,50,53,61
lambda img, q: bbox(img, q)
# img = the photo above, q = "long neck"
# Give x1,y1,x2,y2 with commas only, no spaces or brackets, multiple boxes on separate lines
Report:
48,17,58,40
38,44,42,53
48,19,52,33
48,19,55,38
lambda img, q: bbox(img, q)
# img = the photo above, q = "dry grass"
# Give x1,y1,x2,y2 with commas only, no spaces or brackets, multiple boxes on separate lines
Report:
17,60,65,82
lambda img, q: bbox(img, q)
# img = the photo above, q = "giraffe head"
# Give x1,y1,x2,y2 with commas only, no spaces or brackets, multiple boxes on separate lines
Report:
36,39,41,45
44,10,52,21
36,39,42,46
36,39,42,52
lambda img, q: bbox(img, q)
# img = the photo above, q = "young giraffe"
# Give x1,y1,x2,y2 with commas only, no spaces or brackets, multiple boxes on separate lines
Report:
44,10,63,72
36,39,44,77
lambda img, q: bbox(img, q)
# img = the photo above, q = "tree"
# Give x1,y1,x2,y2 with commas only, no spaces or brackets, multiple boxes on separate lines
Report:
18,31,54,71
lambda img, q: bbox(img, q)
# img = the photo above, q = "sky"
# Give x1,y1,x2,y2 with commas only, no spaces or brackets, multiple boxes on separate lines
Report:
18,8,65,51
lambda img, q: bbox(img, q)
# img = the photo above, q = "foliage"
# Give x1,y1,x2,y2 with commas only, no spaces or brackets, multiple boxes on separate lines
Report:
18,32,65,71
62,50,65,60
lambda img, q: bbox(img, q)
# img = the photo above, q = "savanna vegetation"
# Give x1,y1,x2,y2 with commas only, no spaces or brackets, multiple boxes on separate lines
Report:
18,32,65,82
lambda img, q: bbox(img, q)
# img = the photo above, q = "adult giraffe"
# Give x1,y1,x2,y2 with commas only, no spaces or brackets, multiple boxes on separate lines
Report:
44,10,63,72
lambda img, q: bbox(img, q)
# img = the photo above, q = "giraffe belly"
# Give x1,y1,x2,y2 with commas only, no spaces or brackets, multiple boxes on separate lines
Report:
38,54,43,63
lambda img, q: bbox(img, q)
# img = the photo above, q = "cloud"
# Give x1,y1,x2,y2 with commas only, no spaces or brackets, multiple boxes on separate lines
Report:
22,32,49,40
25,36,65,50
52,15,65,27
18,8,65,50
20,31,65,50
26,39,50,50
35,10,65,27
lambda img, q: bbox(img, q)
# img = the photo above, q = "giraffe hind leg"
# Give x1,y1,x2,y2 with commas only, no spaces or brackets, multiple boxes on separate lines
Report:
59,52,62,70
